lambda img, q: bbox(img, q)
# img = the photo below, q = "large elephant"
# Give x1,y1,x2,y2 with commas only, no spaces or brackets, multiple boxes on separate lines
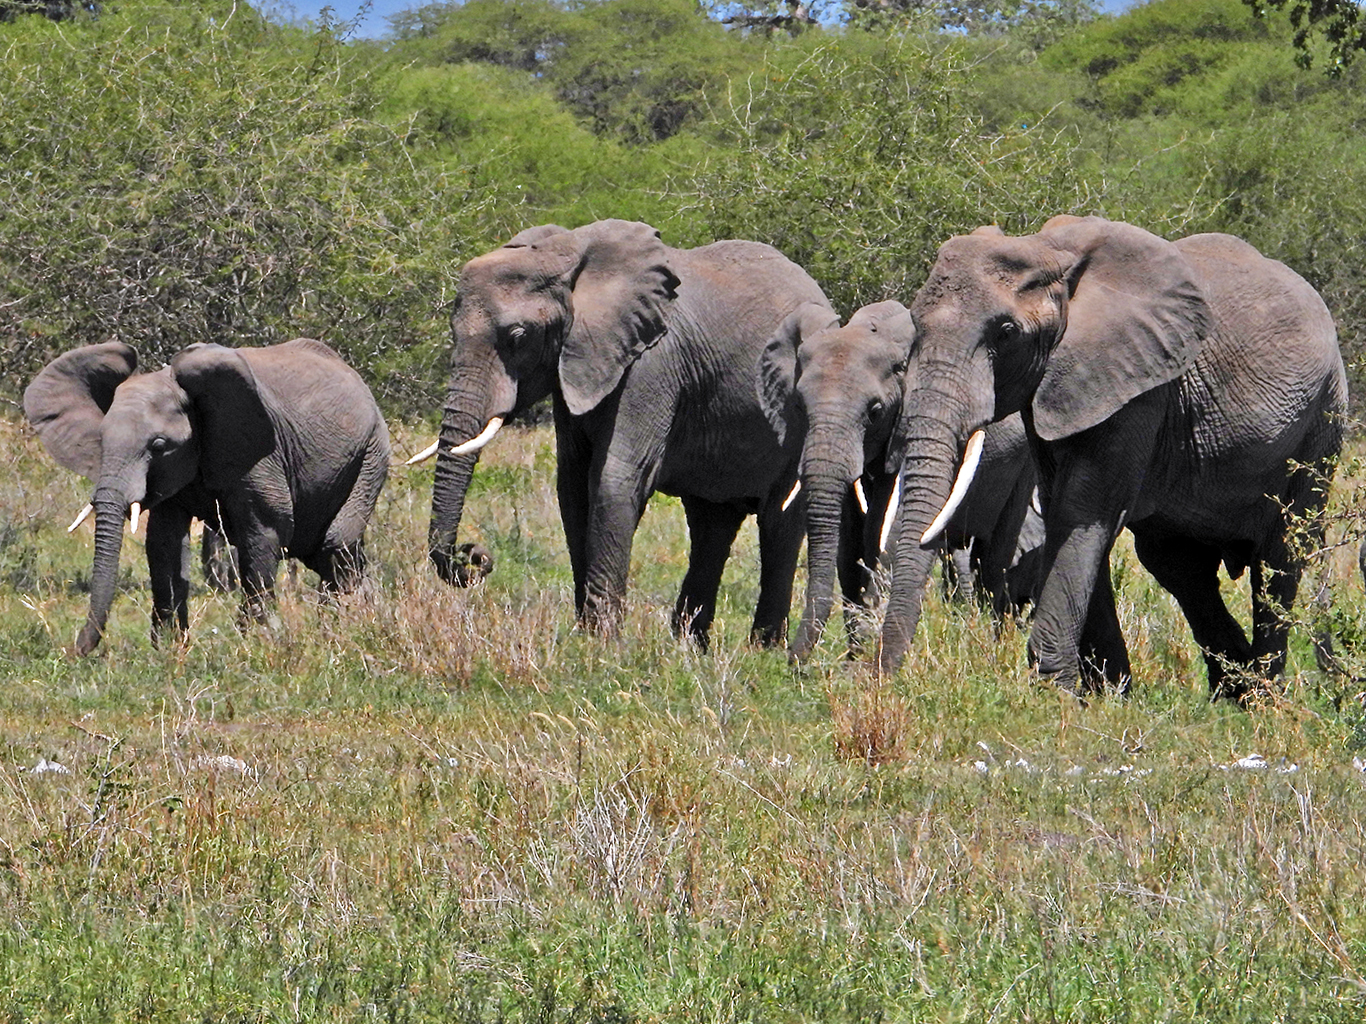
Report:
419,219,833,647
756,300,1042,660
878,217,1347,700
25,338,391,655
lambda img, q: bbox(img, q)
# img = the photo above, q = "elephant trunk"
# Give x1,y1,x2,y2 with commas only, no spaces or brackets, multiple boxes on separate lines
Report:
428,383,491,586
790,463,850,661
877,412,964,676
76,490,130,656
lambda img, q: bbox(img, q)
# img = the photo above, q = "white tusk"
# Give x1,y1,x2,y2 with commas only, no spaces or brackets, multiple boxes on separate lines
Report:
781,479,802,512
853,478,869,515
67,503,94,533
405,439,441,465
128,502,141,536
449,417,504,456
879,474,901,555
920,429,986,547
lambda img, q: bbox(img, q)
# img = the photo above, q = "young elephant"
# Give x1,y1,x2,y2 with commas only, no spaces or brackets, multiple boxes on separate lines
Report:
757,300,1042,660
880,217,1347,700
25,339,391,655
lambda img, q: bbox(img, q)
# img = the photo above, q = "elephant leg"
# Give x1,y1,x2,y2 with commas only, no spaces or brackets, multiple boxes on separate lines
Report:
146,504,192,645
943,545,975,606
201,525,237,592
1077,554,1131,694
555,414,593,619
302,541,365,596
1029,521,1121,694
1029,401,1159,695
751,503,802,649
223,507,283,626
838,500,876,657
1249,544,1300,683
581,457,651,637
1131,528,1252,700
673,497,746,650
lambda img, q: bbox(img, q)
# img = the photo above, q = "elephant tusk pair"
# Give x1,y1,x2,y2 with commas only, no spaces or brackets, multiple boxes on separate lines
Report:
782,478,871,515
68,501,142,534
920,429,986,547
404,417,505,465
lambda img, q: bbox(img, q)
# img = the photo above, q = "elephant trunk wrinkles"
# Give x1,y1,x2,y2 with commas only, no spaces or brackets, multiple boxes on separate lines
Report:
77,491,130,656
428,385,491,585
877,413,963,676
791,467,849,660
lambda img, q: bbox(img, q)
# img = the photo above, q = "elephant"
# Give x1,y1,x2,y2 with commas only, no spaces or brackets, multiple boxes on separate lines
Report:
877,217,1347,701
756,300,1042,660
24,338,391,655
417,219,834,648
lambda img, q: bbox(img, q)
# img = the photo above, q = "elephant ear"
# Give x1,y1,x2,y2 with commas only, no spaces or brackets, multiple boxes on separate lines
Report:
23,342,139,480
557,220,680,417
756,302,841,445
171,344,277,490
1032,217,1212,442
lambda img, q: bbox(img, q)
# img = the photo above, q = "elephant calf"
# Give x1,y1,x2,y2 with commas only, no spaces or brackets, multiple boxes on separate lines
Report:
756,299,1042,660
25,338,391,655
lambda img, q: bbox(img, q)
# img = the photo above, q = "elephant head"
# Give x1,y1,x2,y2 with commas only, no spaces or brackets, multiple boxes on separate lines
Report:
25,342,277,654
425,219,680,584
758,300,916,660
878,215,1211,673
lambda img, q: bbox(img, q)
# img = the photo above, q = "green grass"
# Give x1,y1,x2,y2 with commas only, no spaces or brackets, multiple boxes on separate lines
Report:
2,414,1365,1022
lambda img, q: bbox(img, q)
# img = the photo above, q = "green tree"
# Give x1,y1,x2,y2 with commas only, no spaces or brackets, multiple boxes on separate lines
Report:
1244,0,1365,72
0,0,484,413
683,34,1092,314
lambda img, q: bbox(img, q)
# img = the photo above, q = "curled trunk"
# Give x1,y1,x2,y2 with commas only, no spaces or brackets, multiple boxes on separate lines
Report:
76,492,128,655
427,391,488,586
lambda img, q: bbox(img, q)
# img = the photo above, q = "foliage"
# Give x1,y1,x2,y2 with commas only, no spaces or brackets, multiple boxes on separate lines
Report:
387,0,767,143
0,0,485,414
683,33,1093,314
1245,0,1366,72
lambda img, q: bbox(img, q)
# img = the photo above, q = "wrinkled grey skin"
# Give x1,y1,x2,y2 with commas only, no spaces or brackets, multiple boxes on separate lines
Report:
25,338,391,655
757,300,1041,660
427,219,833,649
879,217,1347,700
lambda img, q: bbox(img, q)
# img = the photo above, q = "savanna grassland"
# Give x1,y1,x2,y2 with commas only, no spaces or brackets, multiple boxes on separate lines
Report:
5,0,1366,1019
3,410,1366,1022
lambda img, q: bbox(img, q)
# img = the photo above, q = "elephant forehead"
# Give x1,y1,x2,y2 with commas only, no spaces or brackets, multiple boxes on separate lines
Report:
914,236,1057,320
798,337,902,396
460,244,576,295
107,371,190,427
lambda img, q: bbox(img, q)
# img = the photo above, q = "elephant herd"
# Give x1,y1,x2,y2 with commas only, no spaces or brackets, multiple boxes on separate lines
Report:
25,215,1350,703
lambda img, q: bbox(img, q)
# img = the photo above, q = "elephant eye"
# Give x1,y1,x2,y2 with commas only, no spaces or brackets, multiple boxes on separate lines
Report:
869,400,886,419
997,318,1020,340
506,324,527,343
150,437,168,453
892,358,908,375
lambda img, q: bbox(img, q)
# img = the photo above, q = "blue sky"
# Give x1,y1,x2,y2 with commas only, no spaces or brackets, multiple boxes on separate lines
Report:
271,0,1142,41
